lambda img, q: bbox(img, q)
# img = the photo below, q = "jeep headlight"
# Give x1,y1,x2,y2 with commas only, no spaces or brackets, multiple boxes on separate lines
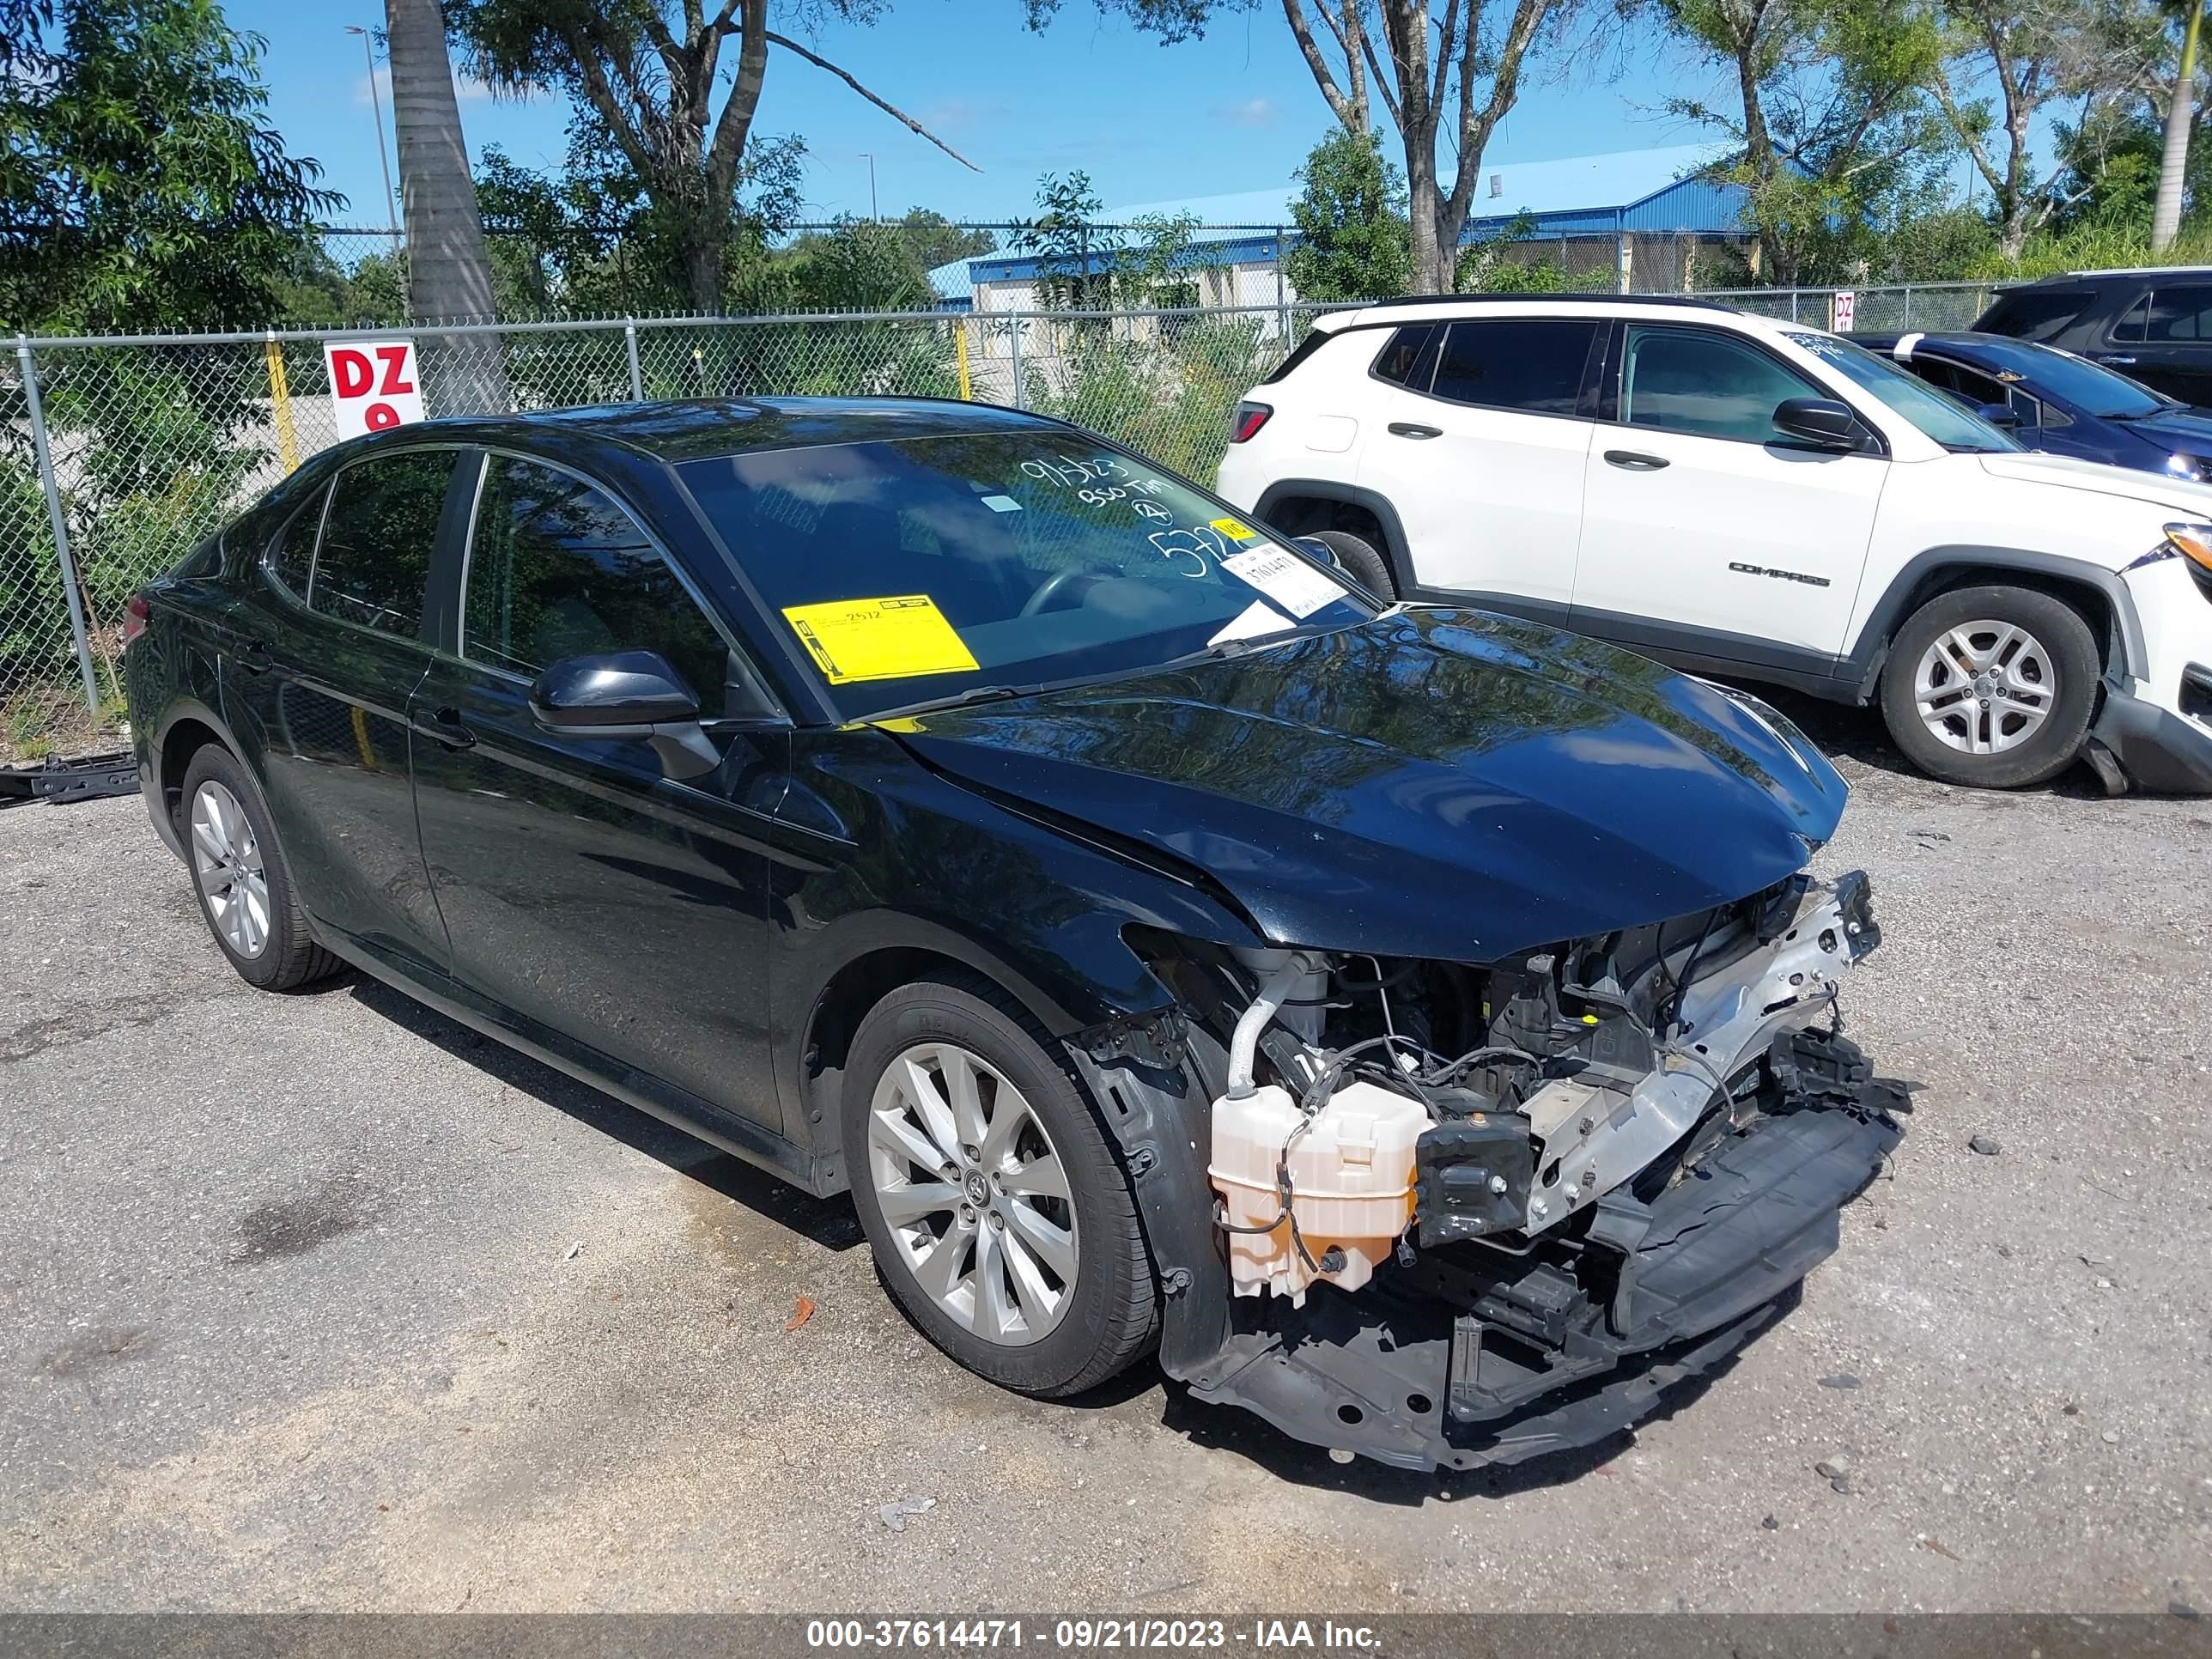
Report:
2164,522,2212,574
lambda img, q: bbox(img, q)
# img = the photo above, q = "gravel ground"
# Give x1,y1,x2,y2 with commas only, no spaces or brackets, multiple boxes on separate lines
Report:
2,704,2208,1615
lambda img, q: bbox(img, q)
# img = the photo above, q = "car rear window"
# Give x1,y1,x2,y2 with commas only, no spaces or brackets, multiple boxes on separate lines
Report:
308,449,453,639
2136,285,2212,342
1370,324,1442,389
1429,319,1597,416
1973,289,2091,343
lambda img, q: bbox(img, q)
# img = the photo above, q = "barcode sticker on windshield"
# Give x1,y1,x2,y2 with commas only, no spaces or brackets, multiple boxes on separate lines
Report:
781,594,980,685
1222,548,1344,619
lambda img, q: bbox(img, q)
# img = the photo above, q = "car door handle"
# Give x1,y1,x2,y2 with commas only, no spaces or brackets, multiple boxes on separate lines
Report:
1388,422,1443,439
1604,449,1671,471
423,708,476,750
2094,353,2137,366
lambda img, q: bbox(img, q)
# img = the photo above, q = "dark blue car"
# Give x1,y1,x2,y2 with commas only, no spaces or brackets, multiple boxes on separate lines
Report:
1854,330,2212,483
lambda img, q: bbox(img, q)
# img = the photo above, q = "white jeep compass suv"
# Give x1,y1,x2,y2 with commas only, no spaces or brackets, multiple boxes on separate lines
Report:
1216,295,2212,793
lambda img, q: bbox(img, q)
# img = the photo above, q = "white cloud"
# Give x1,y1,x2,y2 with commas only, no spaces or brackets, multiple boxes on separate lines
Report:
1213,98,1278,130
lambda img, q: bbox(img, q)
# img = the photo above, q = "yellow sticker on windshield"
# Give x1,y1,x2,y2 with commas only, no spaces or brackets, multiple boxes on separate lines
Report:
1210,515,1261,542
781,594,980,685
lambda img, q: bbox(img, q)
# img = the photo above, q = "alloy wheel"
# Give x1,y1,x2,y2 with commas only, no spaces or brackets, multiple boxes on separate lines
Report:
190,781,270,959
1912,619,2056,757
866,1042,1080,1347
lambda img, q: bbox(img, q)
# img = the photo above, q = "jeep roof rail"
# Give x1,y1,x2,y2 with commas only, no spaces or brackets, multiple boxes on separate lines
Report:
1337,291,1735,312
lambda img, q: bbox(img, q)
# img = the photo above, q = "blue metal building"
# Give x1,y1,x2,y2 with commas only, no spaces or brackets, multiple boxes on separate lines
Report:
927,144,1751,310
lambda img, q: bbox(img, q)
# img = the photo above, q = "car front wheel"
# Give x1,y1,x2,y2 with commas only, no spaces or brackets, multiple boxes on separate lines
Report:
1879,585,2100,789
842,975,1157,1397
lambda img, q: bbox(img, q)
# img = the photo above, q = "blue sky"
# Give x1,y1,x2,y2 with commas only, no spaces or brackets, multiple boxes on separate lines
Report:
228,1,1736,228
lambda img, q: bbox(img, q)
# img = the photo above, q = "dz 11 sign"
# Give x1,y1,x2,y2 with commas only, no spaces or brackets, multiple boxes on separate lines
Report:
324,339,425,440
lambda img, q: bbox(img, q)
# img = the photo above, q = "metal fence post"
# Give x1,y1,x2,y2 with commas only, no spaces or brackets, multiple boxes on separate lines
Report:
15,339,102,721
624,319,643,402
1274,228,1291,343
1790,289,1800,323
1901,286,1912,330
1008,312,1026,410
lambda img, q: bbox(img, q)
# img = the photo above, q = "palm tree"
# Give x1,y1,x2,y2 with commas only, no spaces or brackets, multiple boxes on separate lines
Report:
384,0,507,411
2154,0,2206,252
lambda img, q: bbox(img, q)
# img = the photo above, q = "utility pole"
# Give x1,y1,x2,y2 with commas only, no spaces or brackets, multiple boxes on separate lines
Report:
860,153,878,221
346,25,404,266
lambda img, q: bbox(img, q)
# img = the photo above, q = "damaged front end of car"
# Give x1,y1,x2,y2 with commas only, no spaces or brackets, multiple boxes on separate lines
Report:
1068,870,1903,1473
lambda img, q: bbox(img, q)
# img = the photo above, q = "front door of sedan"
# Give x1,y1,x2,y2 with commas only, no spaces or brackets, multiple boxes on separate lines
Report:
1353,316,1603,618
1574,324,1885,665
409,452,790,1134
221,447,461,978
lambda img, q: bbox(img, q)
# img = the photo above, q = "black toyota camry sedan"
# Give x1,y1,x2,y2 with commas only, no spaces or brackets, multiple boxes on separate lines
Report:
125,397,1903,1471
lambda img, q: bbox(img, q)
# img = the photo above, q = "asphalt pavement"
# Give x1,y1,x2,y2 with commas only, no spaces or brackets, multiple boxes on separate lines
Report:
3,702,2208,1613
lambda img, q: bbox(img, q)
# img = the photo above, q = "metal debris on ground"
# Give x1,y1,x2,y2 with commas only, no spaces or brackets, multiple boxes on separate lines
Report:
878,1494,936,1532
0,752,140,805
1968,1135,2002,1156
561,1241,584,1261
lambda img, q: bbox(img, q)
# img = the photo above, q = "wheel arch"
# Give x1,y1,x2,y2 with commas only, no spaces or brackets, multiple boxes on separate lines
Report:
150,699,243,854
790,920,1170,1197
1845,546,2145,702
1251,480,1414,595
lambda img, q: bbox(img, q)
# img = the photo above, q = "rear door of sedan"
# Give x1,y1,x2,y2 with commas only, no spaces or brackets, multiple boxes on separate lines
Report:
222,444,465,979
408,448,792,1137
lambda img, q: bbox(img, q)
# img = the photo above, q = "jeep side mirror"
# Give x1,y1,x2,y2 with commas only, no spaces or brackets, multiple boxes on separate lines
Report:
1975,401,2024,429
1771,398,1862,450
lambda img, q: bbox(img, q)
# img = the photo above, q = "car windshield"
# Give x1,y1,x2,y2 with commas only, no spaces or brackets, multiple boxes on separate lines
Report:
1788,331,2022,453
1964,339,2174,419
678,431,1376,720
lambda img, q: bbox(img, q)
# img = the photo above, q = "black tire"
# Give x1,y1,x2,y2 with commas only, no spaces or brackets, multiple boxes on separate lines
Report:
842,973,1157,1397
1879,584,2100,789
1302,528,1396,600
178,745,343,991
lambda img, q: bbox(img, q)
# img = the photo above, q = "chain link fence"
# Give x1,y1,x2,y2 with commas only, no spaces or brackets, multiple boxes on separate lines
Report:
0,282,1999,759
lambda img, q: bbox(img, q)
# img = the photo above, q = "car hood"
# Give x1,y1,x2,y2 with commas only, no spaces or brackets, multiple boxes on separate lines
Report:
880,609,1849,963
2118,406,2212,455
1978,448,2212,515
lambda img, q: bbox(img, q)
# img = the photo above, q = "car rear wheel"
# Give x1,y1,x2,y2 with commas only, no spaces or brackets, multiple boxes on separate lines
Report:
179,745,343,991
1879,585,2100,789
1301,528,1395,600
842,974,1156,1397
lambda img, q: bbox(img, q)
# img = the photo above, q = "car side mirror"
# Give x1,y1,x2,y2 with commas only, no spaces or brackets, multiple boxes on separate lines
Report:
1975,401,2023,429
529,649,720,781
1771,397,1863,450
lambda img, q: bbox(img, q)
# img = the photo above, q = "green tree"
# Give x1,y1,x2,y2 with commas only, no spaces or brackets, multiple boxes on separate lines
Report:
1029,0,1573,295
1657,0,1949,283
1285,126,1412,301
1930,0,2167,261
0,0,336,332
449,1,977,313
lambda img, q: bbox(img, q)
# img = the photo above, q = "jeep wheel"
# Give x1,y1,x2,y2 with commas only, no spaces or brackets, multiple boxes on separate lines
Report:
1879,585,2099,789
1301,528,1395,600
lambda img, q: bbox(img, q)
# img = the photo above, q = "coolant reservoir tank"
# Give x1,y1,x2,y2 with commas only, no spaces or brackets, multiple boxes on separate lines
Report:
1208,1079,1428,1304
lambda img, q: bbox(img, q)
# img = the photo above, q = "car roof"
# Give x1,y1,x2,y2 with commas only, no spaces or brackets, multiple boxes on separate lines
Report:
2005,267,2212,288
347,395,1064,467
1320,293,1743,328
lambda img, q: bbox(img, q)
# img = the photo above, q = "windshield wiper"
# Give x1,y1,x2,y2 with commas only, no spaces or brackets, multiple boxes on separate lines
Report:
868,684,1033,721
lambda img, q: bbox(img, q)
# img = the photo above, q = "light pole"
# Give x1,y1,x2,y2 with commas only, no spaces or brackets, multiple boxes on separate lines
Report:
346,25,403,264
859,152,878,221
